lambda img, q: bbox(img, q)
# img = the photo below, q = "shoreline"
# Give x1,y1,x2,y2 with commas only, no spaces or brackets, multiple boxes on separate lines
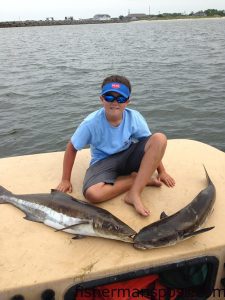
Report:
0,15,224,28
131,16,225,23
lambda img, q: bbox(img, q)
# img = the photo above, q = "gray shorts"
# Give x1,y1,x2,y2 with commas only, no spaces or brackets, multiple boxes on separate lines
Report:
83,137,150,194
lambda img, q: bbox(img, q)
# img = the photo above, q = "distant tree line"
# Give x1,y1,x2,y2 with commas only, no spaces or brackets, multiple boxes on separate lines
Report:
152,8,225,18
189,9,225,17
204,9,225,16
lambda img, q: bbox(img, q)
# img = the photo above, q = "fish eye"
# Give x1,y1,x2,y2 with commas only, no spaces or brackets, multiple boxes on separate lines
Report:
114,225,120,231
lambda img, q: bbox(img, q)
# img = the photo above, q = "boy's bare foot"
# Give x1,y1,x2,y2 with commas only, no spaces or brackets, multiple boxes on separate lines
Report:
157,171,175,187
146,177,162,187
124,177,161,216
124,192,150,216
131,173,162,188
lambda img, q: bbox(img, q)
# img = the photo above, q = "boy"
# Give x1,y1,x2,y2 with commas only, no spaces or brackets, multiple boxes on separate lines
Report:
56,75,175,216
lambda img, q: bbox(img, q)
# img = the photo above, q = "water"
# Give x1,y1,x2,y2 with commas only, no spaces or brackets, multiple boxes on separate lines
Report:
0,18,225,158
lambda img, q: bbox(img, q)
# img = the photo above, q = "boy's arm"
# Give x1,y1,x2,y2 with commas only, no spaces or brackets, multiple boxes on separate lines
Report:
56,141,77,193
157,161,175,187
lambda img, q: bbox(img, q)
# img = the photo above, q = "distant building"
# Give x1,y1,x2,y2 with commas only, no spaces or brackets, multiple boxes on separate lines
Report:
93,14,111,21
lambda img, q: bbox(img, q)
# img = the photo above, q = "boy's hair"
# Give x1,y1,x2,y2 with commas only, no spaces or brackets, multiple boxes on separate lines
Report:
101,75,132,93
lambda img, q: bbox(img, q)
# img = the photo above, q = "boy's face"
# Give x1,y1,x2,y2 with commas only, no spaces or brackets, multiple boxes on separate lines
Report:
100,92,130,119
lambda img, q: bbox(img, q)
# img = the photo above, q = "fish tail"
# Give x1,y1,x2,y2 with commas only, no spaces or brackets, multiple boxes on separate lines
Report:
203,165,211,184
0,186,12,203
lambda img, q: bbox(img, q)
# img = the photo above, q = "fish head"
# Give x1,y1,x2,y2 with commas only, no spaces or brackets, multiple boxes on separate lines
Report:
133,224,178,250
94,216,137,243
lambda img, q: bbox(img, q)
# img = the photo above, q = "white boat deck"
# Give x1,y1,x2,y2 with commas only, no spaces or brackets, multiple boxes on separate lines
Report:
0,139,224,299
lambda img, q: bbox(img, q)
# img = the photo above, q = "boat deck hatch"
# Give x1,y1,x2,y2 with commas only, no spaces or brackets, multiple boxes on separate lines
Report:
64,256,219,299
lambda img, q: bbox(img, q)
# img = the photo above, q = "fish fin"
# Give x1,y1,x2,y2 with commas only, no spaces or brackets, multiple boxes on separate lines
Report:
183,226,215,239
50,189,76,202
203,165,213,185
160,211,168,219
51,189,89,205
50,189,70,197
24,214,42,223
0,186,12,202
51,189,62,194
55,221,90,232
72,235,86,239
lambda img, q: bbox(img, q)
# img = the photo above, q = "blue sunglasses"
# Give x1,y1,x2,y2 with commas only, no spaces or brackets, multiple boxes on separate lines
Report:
103,93,129,104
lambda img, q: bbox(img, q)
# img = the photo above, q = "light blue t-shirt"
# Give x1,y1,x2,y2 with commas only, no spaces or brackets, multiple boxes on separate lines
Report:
71,108,151,165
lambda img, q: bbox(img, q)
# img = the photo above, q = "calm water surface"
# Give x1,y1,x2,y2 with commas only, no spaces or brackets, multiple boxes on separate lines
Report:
0,18,225,158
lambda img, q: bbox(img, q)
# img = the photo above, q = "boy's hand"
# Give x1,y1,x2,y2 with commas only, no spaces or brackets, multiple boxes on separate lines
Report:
56,180,72,193
157,171,175,187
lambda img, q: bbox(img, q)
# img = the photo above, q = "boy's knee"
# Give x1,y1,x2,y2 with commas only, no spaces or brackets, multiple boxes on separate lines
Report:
152,132,167,145
145,133,167,150
84,187,101,203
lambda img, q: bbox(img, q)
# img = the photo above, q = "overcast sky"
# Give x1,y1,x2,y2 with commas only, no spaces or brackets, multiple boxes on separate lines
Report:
1,0,225,22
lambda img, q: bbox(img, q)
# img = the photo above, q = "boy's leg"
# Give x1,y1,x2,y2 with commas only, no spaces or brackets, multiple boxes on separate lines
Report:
85,172,161,203
84,133,166,207
83,148,136,203
124,133,167,216
85,173,135,203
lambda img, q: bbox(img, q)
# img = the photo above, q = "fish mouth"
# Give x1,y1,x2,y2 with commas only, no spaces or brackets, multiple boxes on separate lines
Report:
123,235,135,243
133,242,148,250
127,234,136,242
114,234,136,243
